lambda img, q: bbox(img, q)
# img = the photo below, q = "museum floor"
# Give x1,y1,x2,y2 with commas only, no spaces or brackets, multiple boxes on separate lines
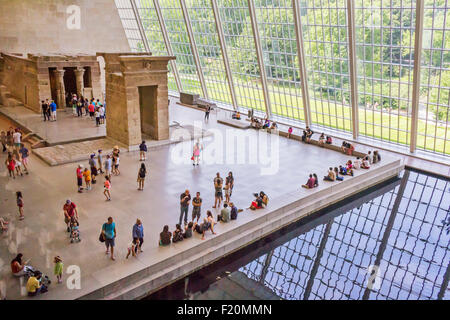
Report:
0,101,425,300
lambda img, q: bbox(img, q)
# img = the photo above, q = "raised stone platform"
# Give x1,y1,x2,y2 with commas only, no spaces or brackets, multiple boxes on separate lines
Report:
217,118,251,129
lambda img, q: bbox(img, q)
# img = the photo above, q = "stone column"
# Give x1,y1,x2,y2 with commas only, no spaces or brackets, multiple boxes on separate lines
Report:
74,67,85,98
54,69,65,108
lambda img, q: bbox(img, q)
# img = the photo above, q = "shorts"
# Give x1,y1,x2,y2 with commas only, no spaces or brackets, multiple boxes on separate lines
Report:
51,111,56,116
15,143,21,148
105,238,115,247
192,207,201,219
114,164,119,169
89,111,94,117
215,190,223,198
22,157,28,165
77,177,83,186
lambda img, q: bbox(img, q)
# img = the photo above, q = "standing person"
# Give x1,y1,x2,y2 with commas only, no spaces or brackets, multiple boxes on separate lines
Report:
76,99,83,117
179,189,191,226
99,104,105,124
101,217,116,261
41,100,49,121
76,164,83,193
132,219,144,253
204,105,211,121
103,176,111,201
12,129,21,150
1,131,6,152
192,192,202,223
19,144,29,174
63,200,79,232
89,154,97,184
53,256,63,284
16,191,24,220
139,141,147,161
50,100,57,121
104,154,112,179
226,172,234,196
5,153,16,179
192,140,202,166
88,101,95,119
137,163,147,190
84,98,89,116
94,108,100,127
97,149,104,174
83,168,91,191
113,154,120,175
213,173,223,209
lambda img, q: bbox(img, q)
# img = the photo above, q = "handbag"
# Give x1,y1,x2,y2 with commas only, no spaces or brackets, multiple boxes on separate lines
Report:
99,223,105,242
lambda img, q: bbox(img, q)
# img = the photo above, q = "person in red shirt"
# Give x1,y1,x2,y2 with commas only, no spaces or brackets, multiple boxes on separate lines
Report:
76,164,83,193
5,153,16,179
88,103,95,119
63,199,79,232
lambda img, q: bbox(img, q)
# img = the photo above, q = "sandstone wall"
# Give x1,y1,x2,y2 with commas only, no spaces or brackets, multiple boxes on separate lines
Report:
0,0,130,55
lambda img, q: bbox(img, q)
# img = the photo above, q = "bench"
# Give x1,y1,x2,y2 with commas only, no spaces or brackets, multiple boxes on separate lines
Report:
217,118,251,129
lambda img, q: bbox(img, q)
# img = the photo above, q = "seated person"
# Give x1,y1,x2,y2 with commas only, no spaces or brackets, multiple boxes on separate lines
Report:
341,141,349,154
313,174,319,187
183,222,193,239
373,150,381,164
318,133,326,146
217,203,230,222
302,174,316,189
339,165,348,176
230,202,238,220
262,119,270,129
194,213,216,240
346,160,354,176
251,117,262,129
26,271,47,297
11,253,32,277
301,130,307,142
323,167,336,181
250,193,263,210
347,143,355,156
334,167,344,181
305,127,314,143
287,127,293,138
270,122,277,130
259,191,269,207
361,157,371,169
353,157,361,169
159,225,172,246
232,111,241,120
326,135,332,144
172,224,184,243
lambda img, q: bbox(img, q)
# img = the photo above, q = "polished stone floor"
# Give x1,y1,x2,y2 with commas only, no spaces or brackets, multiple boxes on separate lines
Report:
0,102,398,300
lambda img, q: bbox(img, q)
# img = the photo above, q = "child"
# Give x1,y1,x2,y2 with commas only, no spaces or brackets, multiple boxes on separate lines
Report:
339,165,347,176
83,168,91,190
373,150,381,164
172,224,184,243
104,176,111,201
334,167,344,181
16,191,24,220
94,109,100,126
126,240,139,259
326,135,332,144
224,184,231,204
361,157,370,169
5,154,16,179
113,154,120,175
19,144,29,174
139,141,147,161
287,127,293,139
54,256,63,284
318,133,325,146
14,156,23,177
97,149,104,174
354,157,361,169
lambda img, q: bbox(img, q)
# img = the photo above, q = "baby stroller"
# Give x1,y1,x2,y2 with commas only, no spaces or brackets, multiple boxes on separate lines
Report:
69,219,81,243
24,267,52,287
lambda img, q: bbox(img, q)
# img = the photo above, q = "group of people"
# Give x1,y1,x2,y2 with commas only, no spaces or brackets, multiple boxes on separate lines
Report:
250,115,278,132
69,94,106,127
41,99,58,121
2,128,30,179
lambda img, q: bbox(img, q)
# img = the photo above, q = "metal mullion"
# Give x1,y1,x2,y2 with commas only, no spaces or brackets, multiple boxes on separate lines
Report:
309,3,322,125
130,0,151,53
319,1,333,129
347,0,359,138
410,0,425,152
327,0,339,130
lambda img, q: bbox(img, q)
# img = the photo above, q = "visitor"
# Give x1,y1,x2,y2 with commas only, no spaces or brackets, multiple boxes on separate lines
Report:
361,157,370,169
11,253,32,277
226,172,234,196
232,110,241,120
104,154,112,178
71,94,77,116
192,140,202,166
76,164,83,193
16,191,24,220
104,176,111,201
305,127,314,143
367,151,373,164
334,167,344,181
323,167,336,181
53,256,63,284
19,144,29,174
326,135,332,144
94,108,100,126
217,203,230,223
50,100,57,121
159,225,171,246
302,174,316,189
193,211,216,240
262,118,270,129
126,240,138,259
6,130,13,149
341,141,349,154
313,173,319,187
139,140,147,161
77,99,83,117
88,101,95,119
12,129,21,150
0,217,9,231
5,152,16,179
183,222,193,239
354,157,361,169
63,199,79,232
213,172,223,208
132,219,144,253
346,160,354,176
249,193,263,210
89,154,97,184
230,202,238,220
373,150,381,164
42,100,50,121
1,131,6,152
172,224,184,243
318,133,325,146
84,98,89,116
26,271,47,296
287,126,293,139
101,217,116,260
83,168,91,191
204,105,211,121
224,184,231,204
347,142,355,156
339,165,347,176
192,192,202,223
137,163,147,190
260,191,269,207
97,149,104,174
113,153,120,176
14,153,23,177
179,189,191,226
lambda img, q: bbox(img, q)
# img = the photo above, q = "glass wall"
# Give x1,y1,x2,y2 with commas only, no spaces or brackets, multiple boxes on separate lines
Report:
116,0,450,157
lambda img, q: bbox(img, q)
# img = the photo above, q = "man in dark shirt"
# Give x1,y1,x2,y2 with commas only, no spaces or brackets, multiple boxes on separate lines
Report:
41,100,49,121
305,126,314,143
213,173,223,208
192,192,202,223
179,189,191,226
